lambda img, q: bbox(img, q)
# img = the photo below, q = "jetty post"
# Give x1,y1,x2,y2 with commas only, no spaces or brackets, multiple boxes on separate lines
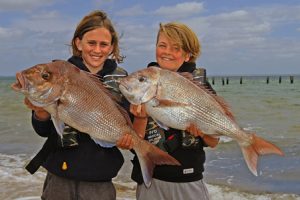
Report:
290,76,294,84
279,76,282,84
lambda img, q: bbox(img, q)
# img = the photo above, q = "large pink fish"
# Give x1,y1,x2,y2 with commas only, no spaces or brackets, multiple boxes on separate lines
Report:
119,66,284,176
11,61,180,187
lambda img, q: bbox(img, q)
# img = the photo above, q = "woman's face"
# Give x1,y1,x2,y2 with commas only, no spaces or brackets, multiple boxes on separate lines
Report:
75,27,113,70
156,33,190,71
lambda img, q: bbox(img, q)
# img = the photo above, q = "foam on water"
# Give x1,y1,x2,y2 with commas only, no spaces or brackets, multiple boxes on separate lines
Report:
1,153,300,200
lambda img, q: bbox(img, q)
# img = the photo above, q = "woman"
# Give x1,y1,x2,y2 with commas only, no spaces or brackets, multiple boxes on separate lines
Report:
25,10,131,200
130,22,219,200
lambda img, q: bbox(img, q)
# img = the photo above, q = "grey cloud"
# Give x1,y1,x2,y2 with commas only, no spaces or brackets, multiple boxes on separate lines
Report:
0,26,22,38
15,11,75,33
0,0,55,12
117,5,146,17
154,1,204,19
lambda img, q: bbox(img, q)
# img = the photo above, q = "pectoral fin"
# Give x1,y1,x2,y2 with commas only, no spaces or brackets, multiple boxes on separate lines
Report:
47,102,65,138
153,98,189,107
51,115,65,138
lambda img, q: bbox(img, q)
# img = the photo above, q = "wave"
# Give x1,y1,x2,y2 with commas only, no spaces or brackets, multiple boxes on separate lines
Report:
1,153,299,200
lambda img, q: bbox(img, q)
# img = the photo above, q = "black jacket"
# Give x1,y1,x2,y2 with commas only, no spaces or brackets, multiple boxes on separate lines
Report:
131,62,215,183
28,56,128,182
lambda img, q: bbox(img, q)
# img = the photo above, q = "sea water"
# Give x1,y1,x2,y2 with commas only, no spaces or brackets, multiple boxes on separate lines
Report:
1,76,300,200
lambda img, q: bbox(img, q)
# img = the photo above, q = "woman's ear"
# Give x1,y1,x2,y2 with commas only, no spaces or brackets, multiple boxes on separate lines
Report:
185,53,191,62
75,38,82,51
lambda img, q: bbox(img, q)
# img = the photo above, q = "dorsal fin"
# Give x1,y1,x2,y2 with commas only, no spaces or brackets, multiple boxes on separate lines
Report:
179,71,235,121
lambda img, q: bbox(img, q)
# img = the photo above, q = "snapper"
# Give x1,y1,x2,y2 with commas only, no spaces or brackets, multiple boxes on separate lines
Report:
11,60,180,187
119,66,284,176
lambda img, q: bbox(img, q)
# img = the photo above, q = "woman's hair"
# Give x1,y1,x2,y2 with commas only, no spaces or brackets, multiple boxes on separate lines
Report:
157,22,201,63
71,10,124,63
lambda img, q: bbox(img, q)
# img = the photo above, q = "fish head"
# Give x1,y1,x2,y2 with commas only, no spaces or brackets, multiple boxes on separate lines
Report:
11,60,71,107
119,67,161,105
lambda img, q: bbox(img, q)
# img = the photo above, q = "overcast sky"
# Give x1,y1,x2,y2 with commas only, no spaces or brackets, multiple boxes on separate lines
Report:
1,0,300,76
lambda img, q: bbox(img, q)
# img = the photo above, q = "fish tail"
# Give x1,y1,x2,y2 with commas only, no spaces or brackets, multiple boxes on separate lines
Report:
134,139,180,188
241,133,284,176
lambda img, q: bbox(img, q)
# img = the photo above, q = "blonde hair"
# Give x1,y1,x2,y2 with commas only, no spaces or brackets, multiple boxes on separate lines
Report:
157,22,201,63
71,10,124,63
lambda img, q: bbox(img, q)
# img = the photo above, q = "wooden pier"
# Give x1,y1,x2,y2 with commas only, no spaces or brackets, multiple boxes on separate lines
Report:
208,75,296,85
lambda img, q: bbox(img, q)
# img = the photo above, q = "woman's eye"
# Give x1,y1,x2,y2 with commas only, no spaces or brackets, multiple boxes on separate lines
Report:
42,72,50,80
88,41,96,46
100,42,109,47
138,76,146,82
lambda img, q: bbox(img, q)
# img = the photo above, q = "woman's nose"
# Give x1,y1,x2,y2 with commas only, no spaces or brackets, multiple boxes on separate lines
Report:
93,44,102,53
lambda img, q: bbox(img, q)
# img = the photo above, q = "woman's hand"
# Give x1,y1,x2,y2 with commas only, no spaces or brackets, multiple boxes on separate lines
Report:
186,123,219,148
24,98,50,121
186,123,204,137
116,133,134,150
130,104,147,118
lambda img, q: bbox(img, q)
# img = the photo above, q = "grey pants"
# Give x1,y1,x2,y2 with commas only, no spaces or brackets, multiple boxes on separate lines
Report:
136,178,210,200
41,172,116,200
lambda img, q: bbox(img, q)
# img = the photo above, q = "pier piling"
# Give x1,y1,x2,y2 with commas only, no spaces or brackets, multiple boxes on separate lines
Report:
279,76,282,84
290,76,294,84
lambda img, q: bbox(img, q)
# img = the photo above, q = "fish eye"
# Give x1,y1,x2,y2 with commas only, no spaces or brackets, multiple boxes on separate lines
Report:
41,72,50,80
138,76,146,82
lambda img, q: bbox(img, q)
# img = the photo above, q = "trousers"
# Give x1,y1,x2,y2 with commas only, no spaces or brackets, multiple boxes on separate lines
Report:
136,178,210,200
41,172,116,200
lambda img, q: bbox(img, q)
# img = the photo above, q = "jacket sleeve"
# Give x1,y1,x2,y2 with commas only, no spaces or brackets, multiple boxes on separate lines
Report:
31,111,55,137
103,67,134,121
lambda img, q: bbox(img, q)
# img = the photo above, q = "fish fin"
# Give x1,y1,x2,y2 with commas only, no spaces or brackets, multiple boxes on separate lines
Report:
241,144,259,176
154,98,189,107
134,138,180,188
213,96,235,121
92,138,115,148
178,72,235,121
252,134,284,156
51,115,65,138
240,133,284,176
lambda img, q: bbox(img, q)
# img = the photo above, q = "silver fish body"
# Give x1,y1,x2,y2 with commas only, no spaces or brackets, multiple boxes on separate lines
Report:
11,61,180,187
119,66,284,176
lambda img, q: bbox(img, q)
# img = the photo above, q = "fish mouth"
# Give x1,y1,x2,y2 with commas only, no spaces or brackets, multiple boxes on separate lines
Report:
119,81,131,92
11,72,26,92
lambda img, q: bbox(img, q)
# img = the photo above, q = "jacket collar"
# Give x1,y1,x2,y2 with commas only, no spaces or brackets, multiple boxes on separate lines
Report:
147,61,196,73
68,56,117,77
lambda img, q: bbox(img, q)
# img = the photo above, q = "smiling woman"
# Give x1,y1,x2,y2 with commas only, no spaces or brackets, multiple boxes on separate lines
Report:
74,27,114,74
17,10,132,200
126,22,219,200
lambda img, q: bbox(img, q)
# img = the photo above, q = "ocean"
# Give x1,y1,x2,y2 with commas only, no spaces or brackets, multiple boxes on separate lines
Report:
1,75,300,200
